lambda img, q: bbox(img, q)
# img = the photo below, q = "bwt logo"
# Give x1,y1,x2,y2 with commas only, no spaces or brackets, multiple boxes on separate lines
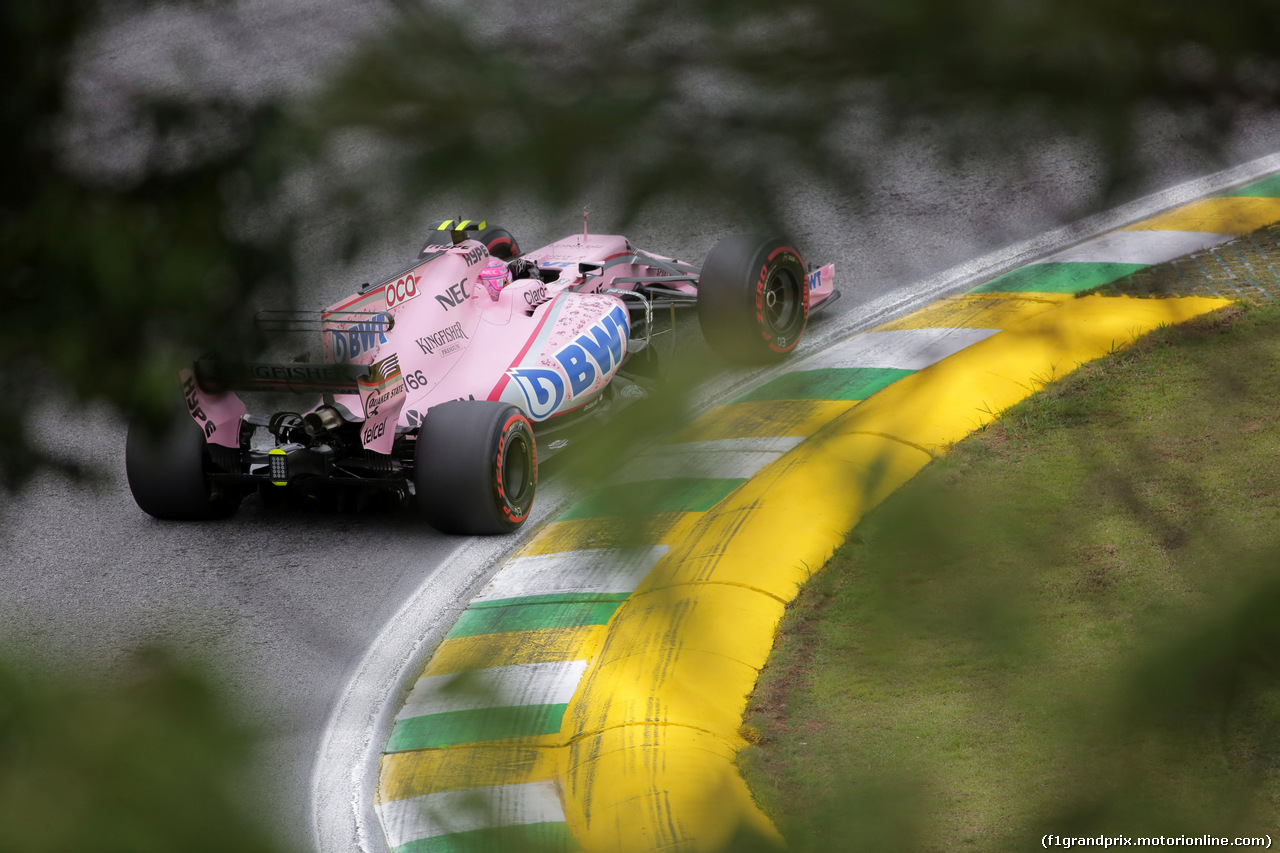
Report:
331,314,390,362
509,303,629,420
385,274,419,309
556,303,629,396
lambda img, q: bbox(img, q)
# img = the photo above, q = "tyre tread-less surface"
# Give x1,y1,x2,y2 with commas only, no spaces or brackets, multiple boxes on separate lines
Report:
697,235,809,363
125,416,240,520
414,401,537,534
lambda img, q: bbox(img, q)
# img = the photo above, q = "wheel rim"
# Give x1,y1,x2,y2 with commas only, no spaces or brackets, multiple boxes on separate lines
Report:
503,433,531,501
762,268,802,335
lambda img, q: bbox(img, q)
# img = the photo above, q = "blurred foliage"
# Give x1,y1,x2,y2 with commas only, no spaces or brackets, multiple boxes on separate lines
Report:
6,0,1280,489
2,2,1279,848
0,0,297,490
738,302,1280,850
313,0,1280,229
0,646,288,853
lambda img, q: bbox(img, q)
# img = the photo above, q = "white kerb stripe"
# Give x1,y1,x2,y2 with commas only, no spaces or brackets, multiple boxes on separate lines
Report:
475,546,669,602
1041,229,1234,265
378,781,565,847
396,660,588,721
792,328,999,372
612,437,804,484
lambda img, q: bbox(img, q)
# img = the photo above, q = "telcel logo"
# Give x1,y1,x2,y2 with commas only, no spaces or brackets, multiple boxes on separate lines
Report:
386,274,419,309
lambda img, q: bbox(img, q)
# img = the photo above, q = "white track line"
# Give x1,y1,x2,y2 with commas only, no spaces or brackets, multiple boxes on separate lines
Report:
1041,229,1235,265
396,660,589,720
614,437,806,483
475,546,668,602
794,328,1001,372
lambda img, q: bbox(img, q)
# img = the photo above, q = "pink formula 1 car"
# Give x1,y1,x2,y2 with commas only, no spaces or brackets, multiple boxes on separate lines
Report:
126,220,839,533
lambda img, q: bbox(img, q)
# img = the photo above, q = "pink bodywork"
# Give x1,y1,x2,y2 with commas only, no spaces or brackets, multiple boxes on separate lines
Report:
188,233,837,453
319,235,660,448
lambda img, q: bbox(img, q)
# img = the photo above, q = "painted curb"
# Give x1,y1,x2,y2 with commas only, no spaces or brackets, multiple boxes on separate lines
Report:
371,173,1280,853
311,158,1280,853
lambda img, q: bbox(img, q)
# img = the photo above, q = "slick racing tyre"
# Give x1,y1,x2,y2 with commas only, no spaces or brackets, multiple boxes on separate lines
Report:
126,415,241,520
697,235,809,363
420,226,521,261
415,401,537,534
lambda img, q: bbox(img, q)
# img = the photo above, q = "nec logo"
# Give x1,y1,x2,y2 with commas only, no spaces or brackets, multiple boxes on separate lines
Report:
435,278,470,310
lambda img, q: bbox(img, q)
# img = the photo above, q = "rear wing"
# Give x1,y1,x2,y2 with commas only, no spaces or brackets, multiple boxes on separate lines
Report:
193,357,367,395
434,218,489,246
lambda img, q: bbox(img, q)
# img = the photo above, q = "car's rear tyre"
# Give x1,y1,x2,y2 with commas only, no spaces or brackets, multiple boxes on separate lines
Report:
420,226,521,261
126,416,241,520
414,401,537,534
696,235,809,363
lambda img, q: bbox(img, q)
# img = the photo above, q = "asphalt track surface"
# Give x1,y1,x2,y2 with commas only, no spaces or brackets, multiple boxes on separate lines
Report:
6,3,1280,850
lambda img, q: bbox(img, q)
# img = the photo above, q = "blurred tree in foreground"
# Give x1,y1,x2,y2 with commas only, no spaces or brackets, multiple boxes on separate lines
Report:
313,0,1280,226
737,302,1280,850
0,647,287,852
0,1,296,490
5,0,1280,489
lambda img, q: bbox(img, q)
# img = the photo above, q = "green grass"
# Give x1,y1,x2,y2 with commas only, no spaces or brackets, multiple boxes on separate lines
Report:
738,301,1280,852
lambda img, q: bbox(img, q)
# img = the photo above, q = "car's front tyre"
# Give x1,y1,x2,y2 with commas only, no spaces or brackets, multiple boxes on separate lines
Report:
697,235,809,363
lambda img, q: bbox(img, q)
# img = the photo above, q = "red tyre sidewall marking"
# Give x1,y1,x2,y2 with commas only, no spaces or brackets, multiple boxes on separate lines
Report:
758,245,807,353
754,262,769,343
487,238,516,257
493,413,535,524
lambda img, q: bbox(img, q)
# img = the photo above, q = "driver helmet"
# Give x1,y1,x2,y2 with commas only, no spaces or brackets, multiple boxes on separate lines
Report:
508,258,543,282
479,259,511,300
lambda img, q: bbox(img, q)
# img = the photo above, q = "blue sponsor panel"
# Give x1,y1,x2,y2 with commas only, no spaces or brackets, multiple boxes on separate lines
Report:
506,303,631,420
509,368,566,420
331,314,391,362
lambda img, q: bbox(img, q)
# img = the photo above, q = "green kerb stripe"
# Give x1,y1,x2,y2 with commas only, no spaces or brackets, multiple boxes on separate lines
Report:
561,478,745,520
1224,173,1280,198
386,703,568,751
970,262,1145,294
396,822,579,853
447,600,623,639
734,367,912,403
470,592,631,610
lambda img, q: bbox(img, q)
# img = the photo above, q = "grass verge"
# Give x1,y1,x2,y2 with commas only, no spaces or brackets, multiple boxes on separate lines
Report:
738,299,1280,851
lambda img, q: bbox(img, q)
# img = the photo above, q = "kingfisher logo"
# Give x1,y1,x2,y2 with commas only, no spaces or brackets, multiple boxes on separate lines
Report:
416,322,469,355
508,303,630,420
